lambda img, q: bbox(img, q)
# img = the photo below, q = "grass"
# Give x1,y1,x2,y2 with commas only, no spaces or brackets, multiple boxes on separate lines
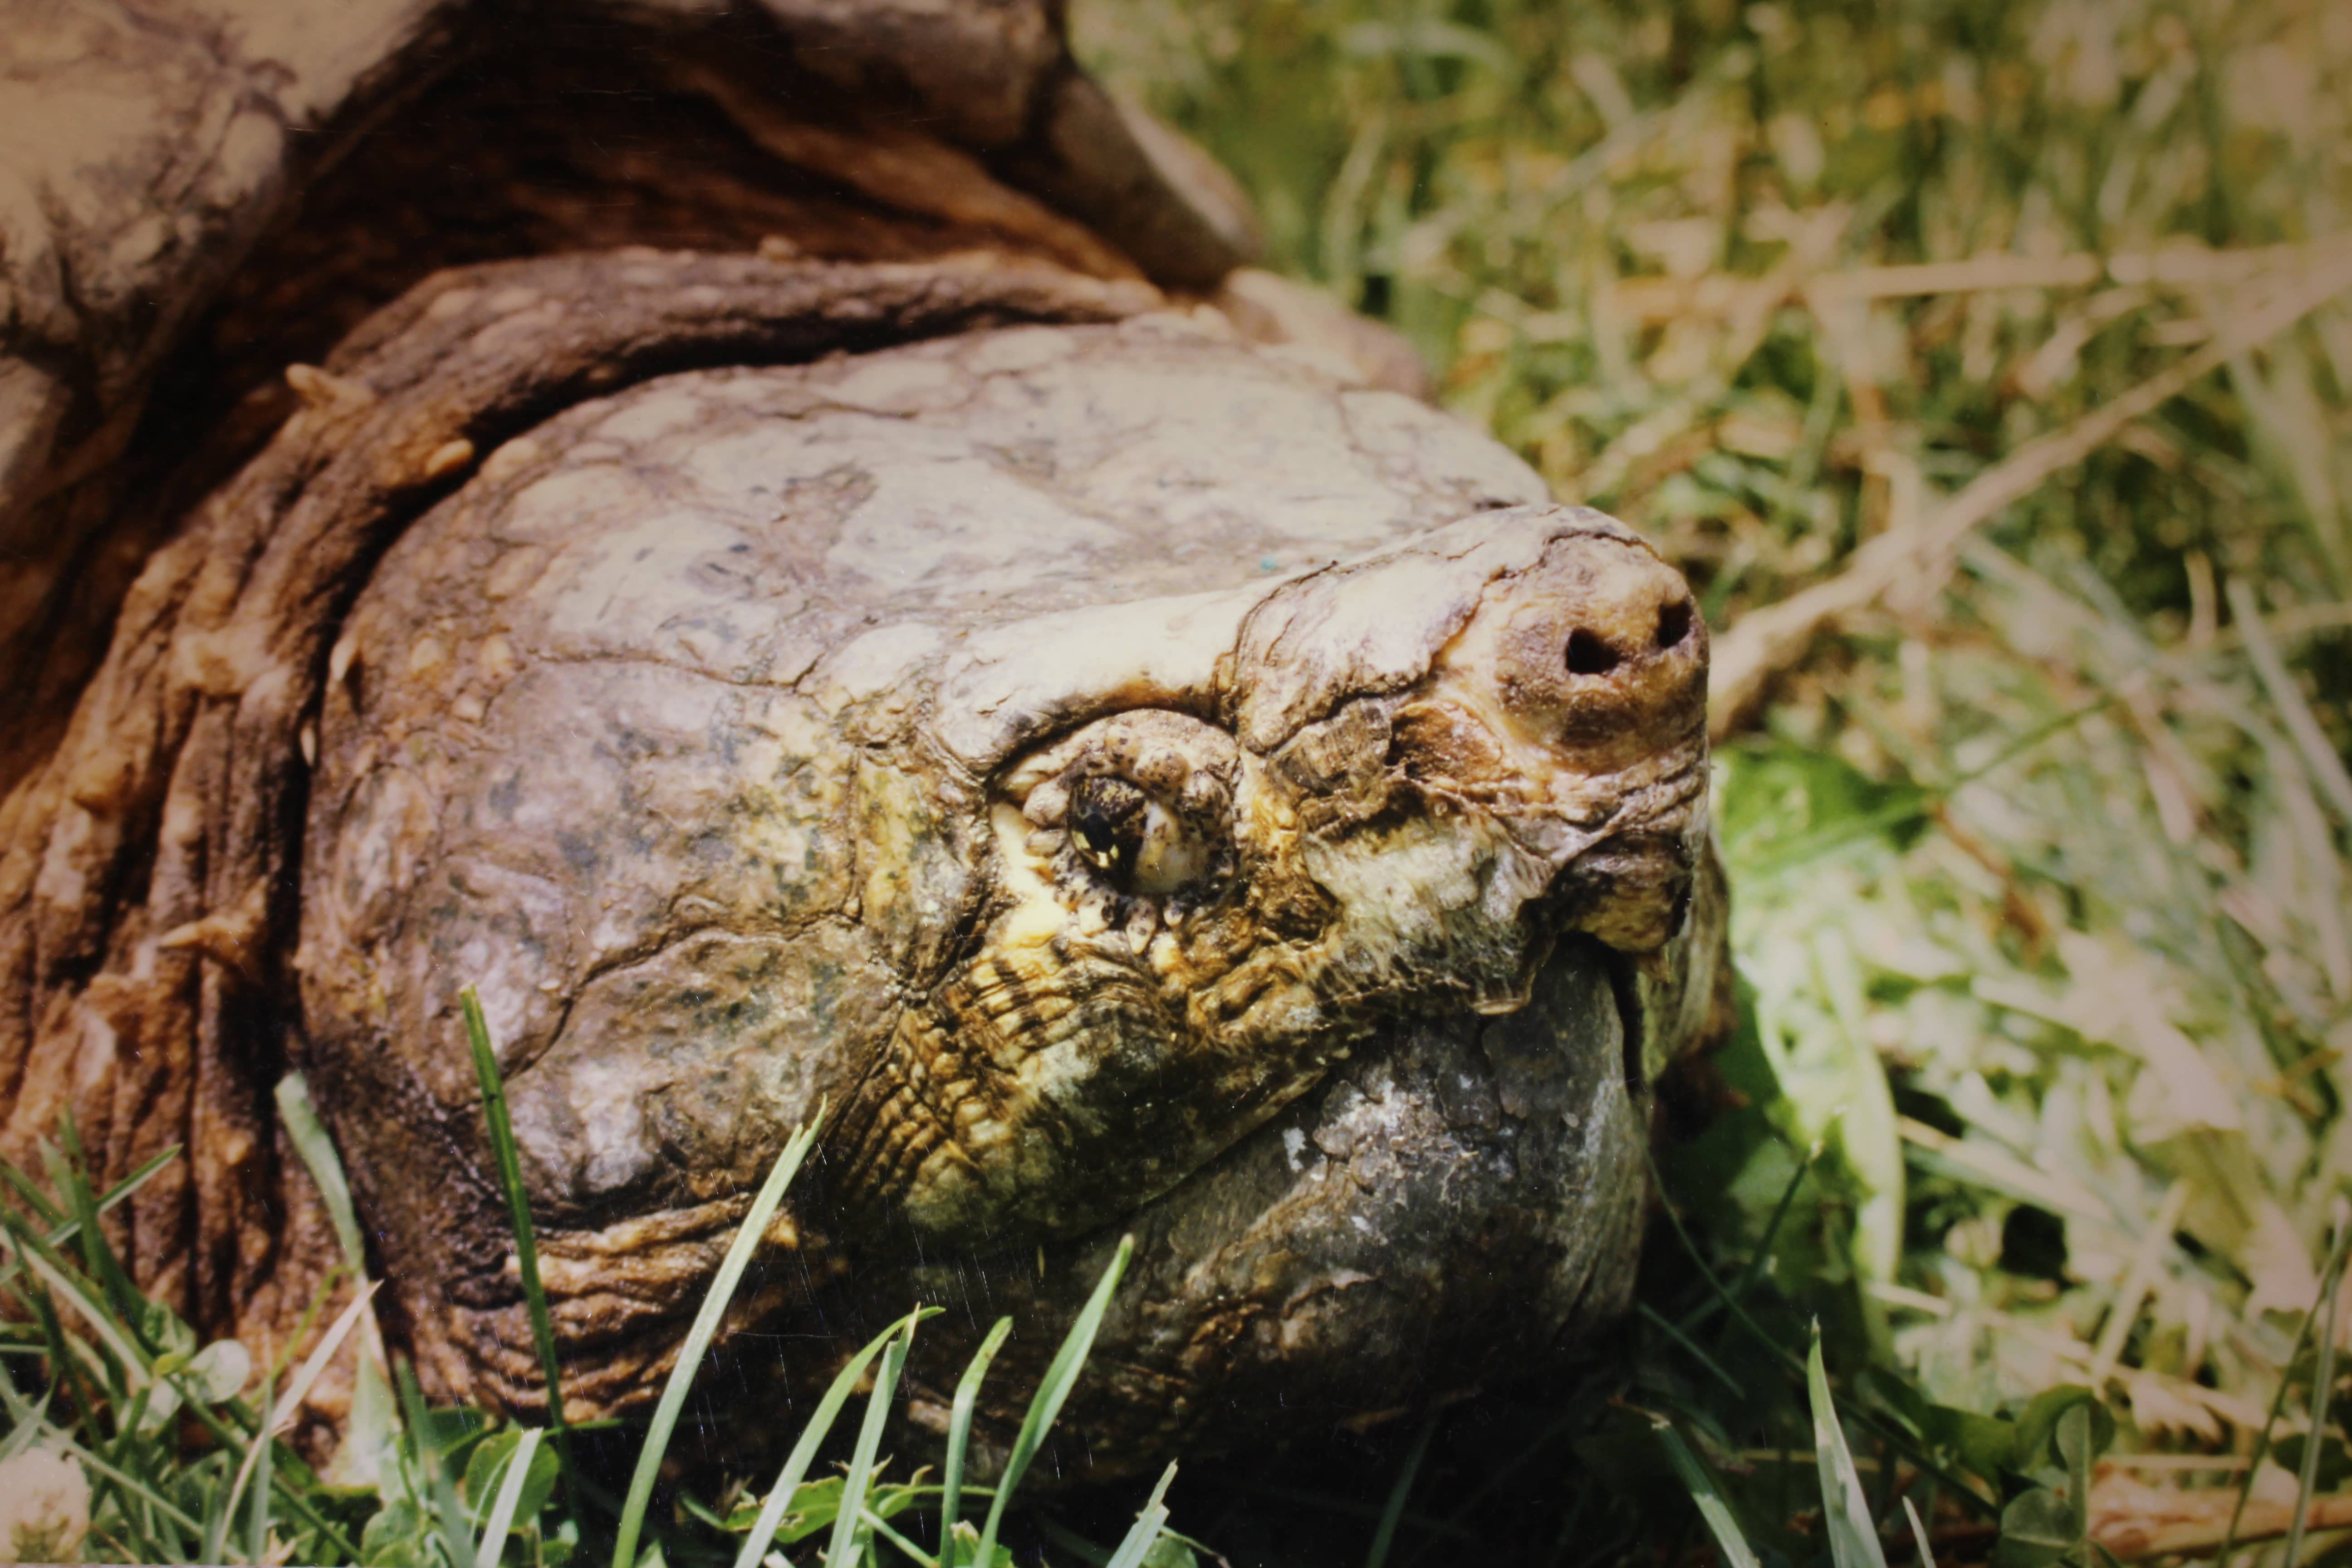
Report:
1073,0,2352,1561
12,0,2352,1560
0,1030,1182,1568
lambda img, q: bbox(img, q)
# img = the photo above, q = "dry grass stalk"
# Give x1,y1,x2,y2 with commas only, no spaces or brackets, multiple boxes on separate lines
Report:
1709,250,2352,736
2091,1470,2352,1562
1607,233,2352,325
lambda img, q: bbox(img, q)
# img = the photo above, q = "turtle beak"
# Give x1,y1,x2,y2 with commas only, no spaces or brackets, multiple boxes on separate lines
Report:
1385,527,1710,956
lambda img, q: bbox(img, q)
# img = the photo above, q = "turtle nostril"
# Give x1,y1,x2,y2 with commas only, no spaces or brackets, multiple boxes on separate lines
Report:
1654,599,1693,651
1563,629,1621,676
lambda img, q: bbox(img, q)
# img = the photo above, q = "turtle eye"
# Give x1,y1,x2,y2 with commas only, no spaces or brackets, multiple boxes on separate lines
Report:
1000,710,1238,904
1069,776,1148,877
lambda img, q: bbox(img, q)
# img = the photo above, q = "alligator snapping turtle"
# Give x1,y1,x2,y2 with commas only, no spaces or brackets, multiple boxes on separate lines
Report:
0,0,1724,1470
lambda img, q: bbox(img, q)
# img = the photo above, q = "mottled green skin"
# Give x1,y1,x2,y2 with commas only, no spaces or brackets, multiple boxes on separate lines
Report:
299,313,1718,1463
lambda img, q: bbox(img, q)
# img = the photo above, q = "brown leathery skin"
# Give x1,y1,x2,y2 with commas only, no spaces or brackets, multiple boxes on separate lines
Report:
284,311,1719,1464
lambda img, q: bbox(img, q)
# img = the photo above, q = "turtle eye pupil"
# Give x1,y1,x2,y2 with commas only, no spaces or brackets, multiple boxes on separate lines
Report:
1069,776,1147,877
1074,815,1119,866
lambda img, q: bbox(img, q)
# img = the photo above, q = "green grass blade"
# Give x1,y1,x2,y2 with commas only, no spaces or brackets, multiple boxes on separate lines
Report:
1103,1462,1179,1568
49,1117,141,1328
248,1373,278,1566
475,1426,546,1568
1639,1300,1748,1397
862,1505,939,1566
612,1109,824,1568
972,1235,1135,1568
1641,1144,1998,1518
2286,1227,2349,1568
1364,1415,1435,1568
1654,1419,1762,1568
0,1143,179,1297
276,1072,366,1275
1719,1138,1819,1321
399,1357,477,1568
0,1194,152,1381
730,1307,932,1568
1903,1495,1937,1568
462,988,568,1437
279,1072,401,1492
823,1314,919,1568
939,1315,1013,1558
0,1151,68,1226
207,1364,268,1564
212,1282,377,1563
0,1372,48,1456
1808,1323,1890,1568
62,1437,210,1538
2220,1217,2352,1567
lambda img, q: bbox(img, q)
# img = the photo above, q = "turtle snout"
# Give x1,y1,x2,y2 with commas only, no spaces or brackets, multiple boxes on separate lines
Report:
1488,534,1707,774
1409,529,1708,784
1382,525,1710,953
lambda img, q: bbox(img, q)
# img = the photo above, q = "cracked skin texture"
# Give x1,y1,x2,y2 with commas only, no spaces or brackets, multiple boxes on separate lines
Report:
295,311,1724,1471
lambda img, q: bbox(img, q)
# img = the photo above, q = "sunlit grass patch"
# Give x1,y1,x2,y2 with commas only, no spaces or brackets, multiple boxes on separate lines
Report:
1088,0,2352,1559
0,1045,1187,1568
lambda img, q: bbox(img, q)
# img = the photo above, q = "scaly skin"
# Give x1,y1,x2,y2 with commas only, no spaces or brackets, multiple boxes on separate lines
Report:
835,531,1708,1246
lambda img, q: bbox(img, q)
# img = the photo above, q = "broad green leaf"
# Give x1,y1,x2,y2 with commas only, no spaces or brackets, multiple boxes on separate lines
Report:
941,1520,1016,1568
2270,1433,2352,1492
2053,1404,2097,1514
465,1430,524,1521
188,1338,254,1405
134,1371,185,1435
360,1496,434,1567
1992,1487,2079,1568
2011,1387,2112,1476
1141,1537,1202,1568
1921,1404,2018,1481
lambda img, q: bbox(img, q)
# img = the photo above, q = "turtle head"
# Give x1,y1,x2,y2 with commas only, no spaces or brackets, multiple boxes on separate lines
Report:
839,504,1709,1241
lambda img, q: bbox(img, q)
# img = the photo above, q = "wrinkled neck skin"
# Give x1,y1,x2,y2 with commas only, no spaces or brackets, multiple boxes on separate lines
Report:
831,504,1709,1248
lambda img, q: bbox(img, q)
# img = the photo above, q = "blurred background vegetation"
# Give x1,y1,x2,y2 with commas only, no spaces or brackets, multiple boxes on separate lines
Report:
1075,0,2352,1562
